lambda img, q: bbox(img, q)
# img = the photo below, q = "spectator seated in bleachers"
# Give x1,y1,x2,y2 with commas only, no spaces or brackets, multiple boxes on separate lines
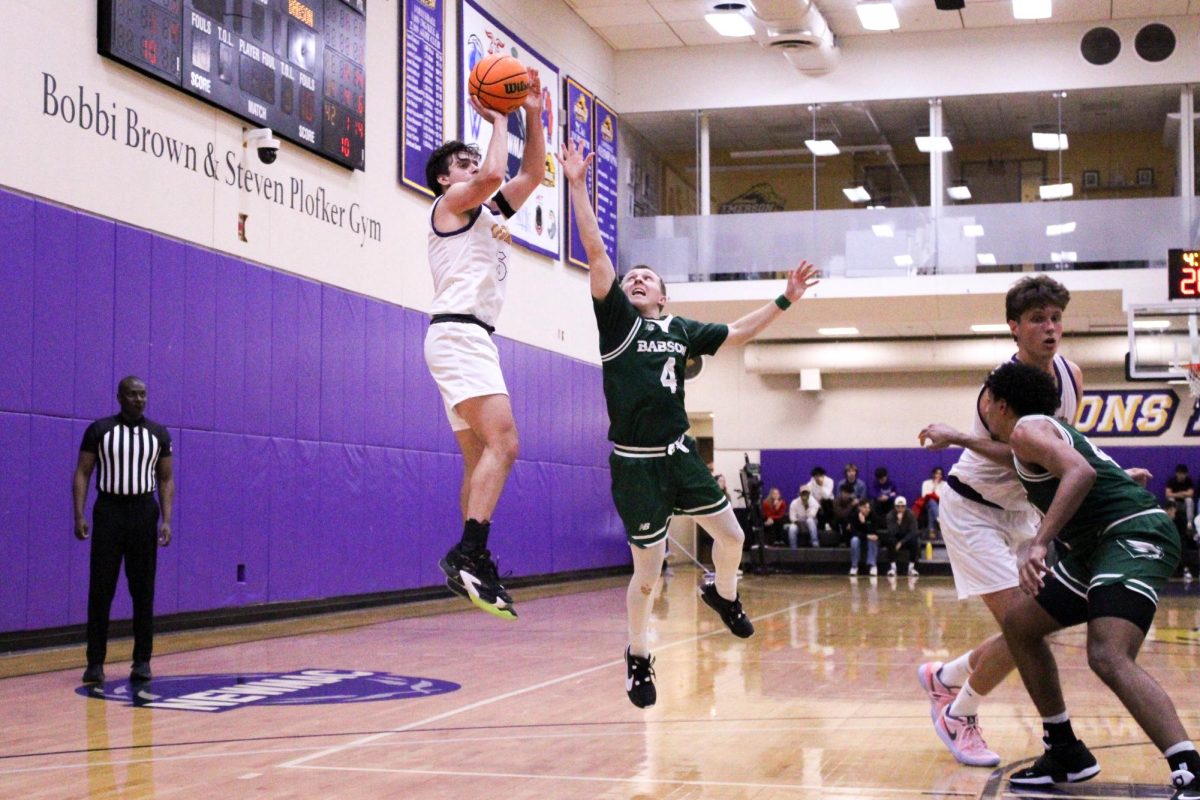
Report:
836,463,867,504
804,466,836,533
915,466,945,538
882,496,921,577
1166,464,1195,541
872,466,898,517
831,483,858,540
785,486,820,548
846,498,880,577
761,487,787,545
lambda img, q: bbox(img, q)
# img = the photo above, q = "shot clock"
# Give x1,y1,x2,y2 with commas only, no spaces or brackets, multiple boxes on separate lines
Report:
98,0,366,170
1168,249,1200,301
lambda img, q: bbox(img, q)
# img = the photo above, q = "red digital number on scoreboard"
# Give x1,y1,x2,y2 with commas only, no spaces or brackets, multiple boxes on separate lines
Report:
1168,249,1200,300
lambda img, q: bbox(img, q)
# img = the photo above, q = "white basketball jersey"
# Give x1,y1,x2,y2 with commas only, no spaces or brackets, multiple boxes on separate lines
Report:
428,197,510,327
949,354,1079,511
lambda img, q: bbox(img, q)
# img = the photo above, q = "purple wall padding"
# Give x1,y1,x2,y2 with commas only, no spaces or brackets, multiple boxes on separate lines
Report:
1,188,626,637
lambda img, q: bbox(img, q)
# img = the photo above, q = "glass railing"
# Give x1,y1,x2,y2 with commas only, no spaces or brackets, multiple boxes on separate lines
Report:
618,196,1199,281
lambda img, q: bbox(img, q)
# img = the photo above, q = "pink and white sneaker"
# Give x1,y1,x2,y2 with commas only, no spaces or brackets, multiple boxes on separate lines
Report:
933,706,1001,767
917,661,958,722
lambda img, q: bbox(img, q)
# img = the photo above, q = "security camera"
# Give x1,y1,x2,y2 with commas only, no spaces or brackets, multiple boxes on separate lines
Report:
244,127,280,165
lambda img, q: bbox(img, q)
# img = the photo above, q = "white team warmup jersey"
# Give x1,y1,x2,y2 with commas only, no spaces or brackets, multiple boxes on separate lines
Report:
949,353,1079,511
427,196,510,328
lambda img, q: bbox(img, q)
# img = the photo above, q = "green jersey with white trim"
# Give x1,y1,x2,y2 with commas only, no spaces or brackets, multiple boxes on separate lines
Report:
1012,415,1162,545
593,279,728,447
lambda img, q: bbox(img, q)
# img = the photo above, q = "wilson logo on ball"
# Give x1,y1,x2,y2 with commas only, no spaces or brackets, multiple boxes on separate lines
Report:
469,54,529,114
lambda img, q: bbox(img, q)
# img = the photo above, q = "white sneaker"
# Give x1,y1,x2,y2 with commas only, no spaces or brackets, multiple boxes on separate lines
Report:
908,563,920,577
886,563,897,577
849,565,858,576
869,565,878,577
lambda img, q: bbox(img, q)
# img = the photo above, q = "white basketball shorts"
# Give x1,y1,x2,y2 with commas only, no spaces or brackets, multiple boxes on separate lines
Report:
939,486,1039,600
423,321,508,431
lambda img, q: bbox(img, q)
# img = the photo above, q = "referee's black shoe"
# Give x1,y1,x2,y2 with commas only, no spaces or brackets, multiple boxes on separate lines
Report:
699,583,754,638
1009,739,1100,786
130,661,152,683
440,546,517,621
624,647,656,708
81,664,105,684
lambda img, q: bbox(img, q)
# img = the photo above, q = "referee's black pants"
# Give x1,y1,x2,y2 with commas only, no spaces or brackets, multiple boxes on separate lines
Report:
86,493,159,666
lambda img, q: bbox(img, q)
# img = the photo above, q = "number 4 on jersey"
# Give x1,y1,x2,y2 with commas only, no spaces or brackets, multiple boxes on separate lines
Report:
660,361,678,394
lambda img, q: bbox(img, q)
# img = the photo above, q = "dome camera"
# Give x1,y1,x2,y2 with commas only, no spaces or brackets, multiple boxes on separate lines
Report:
244,127,281,165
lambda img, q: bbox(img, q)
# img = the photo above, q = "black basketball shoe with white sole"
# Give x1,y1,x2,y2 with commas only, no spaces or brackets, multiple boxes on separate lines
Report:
699,583,754,638
1009,739,1100,786
439,546,517,620
624,647,656,708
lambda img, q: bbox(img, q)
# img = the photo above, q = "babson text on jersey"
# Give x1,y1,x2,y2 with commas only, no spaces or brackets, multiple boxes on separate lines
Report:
637,340,687,355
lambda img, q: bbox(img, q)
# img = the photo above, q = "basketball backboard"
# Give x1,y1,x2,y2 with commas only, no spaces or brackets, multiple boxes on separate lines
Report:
1127,303,1200,381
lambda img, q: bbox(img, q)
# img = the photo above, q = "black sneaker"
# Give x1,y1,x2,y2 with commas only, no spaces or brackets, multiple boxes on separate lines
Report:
439,546,517,620
81,664,105,684
1171,770,1200,800
130,661,152,683
699,583,754,638
624,647,656,708
1009,739,1100,786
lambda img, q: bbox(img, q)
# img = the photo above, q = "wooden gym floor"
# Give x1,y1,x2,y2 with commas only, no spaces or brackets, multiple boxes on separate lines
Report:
2,571,1199,799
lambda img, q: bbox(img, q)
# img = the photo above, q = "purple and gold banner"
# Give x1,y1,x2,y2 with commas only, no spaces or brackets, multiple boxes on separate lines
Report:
593,98,619,268
399,0,444,196
565,77,595,269
1074,389,1181,437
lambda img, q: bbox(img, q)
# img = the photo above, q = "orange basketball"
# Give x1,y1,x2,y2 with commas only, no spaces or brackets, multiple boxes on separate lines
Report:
469,54,529,114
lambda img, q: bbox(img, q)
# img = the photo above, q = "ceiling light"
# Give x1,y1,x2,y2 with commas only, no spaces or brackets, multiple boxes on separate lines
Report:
1032,131,1069,151
977,253,997,266
843,185,871,202
1013,0,1051,19
1045,221,1076,236
805,139,840,156
866,203,887,210
894,254,914,267
872,224,894,238
1051,251,1077,262
915,135,953,153
963,224,985,237
704,10,755,36
1133,319,1171,330
818,327,860,336
971,323,1010,333
1039,182,1074,200
947,184,972,200
729,147,810,159
856,0,900,30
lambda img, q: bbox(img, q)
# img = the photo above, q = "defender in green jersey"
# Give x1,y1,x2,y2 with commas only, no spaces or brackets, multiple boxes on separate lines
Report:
980,362,1198,800
559,139,819,709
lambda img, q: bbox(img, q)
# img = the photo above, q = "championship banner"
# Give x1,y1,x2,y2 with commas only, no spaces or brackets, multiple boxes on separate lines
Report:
593,98,619,268
564,77,594,269
399,0,445,196
459,0,561,259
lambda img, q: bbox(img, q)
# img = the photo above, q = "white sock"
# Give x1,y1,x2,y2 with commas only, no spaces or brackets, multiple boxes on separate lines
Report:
949,679,983,718
1042,711,1070,725
627,541,665,657
938,650,973,689
1164,741,1196,758
699,506,745,600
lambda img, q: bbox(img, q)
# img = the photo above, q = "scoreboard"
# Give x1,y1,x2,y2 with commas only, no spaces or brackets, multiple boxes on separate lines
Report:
98,0,366,170
1168,249,1200,301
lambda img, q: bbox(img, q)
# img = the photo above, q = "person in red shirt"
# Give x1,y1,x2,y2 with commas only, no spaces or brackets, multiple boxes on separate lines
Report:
761,487,787,544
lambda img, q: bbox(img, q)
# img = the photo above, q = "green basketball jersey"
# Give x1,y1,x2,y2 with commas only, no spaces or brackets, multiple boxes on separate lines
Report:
593,279,728,447
1012,415,1162,545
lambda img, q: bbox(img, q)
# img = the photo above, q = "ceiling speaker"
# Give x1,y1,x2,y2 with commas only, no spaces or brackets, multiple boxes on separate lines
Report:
1080,27,1120,65
934,0,965,8
1134,23,1175,62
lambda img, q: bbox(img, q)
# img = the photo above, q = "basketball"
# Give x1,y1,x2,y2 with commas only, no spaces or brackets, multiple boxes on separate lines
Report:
469,54,529,114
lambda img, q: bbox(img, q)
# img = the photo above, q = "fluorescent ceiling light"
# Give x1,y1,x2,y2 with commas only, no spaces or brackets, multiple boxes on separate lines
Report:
856,0,900,30
971,323,1010,333
1032,131,1069,151
818,327,860,336
805,139,840,156
1013,0,1051,19
947,184,972,200
866,204,887,210
843,185,871,202
1133,319,1171,330
915,135,953,153
894,254,914,267
1051,251,1077,262
977,253,997,266
963,224,985,238
1039,182,1074,200
730,147,810,159
1045,221,1077,236
704,11,755,36
872,224,894,238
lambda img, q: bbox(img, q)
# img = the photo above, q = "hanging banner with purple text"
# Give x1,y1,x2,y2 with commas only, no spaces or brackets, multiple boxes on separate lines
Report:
593,98,619,268
459,0,561,259
565,77,595,269
399,0,444,196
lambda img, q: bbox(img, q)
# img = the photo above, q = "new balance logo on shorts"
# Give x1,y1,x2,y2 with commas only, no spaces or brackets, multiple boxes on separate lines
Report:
638,522,650,531
1119,539,1165,560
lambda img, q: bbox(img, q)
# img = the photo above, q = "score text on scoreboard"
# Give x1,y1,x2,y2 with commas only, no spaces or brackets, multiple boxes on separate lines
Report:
98,0,365,170
1168,249,1200,301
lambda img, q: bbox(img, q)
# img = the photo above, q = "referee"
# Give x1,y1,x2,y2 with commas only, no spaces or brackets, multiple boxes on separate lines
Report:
73,376,174,684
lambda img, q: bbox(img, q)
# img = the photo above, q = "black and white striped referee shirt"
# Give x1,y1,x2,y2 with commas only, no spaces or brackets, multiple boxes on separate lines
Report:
80,416,173,496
